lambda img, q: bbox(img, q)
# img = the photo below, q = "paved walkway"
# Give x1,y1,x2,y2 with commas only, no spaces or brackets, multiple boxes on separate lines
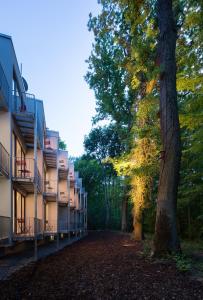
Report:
0,235,83,280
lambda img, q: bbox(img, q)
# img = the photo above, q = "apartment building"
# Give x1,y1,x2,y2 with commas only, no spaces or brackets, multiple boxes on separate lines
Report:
0,33,87,252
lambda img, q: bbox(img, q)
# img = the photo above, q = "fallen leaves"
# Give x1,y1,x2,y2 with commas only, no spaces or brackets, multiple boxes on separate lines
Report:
0,232,203,299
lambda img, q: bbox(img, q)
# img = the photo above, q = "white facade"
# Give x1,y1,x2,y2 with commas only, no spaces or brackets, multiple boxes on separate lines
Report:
0,33,87,248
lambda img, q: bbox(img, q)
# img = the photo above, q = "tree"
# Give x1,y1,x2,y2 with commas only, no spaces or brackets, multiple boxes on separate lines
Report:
59,138,67,150
86,0,160,238
84,125,126,229
85,0,203,247
153,0,181,255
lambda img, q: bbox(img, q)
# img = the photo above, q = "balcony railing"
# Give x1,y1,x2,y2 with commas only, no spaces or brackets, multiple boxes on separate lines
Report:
37,169,42,192
59,159,68,170
0,216,10,241
44,138,58,151
14,217,43,237
0,142,9,177
13,157,35,178
59,191,68,203
0,62,9,108
13,157,42,192
44,220,57,233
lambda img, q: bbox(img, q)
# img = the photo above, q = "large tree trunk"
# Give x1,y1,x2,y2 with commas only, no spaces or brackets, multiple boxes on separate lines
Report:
133,206,143,241
153,0,181,255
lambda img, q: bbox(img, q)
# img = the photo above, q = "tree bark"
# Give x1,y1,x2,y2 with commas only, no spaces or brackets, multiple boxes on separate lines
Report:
133,207,143,241
153,0,181,255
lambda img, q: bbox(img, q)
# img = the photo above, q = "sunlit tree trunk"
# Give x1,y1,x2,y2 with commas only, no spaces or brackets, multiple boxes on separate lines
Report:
133,206,143,241
154,0,181,255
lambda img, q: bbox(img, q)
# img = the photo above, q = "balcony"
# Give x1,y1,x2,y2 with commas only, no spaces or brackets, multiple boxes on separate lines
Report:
44,220,57,235
43,180,57,201
69,172,75,188
0,142,9,178
0,62,9,111
58,159,68,179
58,191,68,206
43,138,57,168
0,216,10,244
12,94,44,149
12,157,42,193
13,217,43,240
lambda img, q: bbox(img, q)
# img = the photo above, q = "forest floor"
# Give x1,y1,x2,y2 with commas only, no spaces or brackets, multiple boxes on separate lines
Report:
0,231,203,299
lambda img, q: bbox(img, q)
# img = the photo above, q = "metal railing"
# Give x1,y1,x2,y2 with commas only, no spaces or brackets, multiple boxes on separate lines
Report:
13,157,34,179
44,137,58,151
44,220,57,233
44,180,57,194
13,157,42,191
36,169,42,192
58,159,68,170
14,217,43,236
0,142,9,177
0,62,9,108
59,191,68,203
0,216,10,240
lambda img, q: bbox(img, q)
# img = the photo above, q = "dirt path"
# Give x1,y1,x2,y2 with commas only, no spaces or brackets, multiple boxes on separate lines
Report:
0,232,203,299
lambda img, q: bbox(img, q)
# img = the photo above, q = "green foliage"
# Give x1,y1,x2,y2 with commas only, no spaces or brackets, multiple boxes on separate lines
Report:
59,138,67,150
84,0,203,242
172,254,192,272
75,155,125,230
84,124,126,161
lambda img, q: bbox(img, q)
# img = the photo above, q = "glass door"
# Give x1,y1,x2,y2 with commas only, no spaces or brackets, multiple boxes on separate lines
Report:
14,190,25,234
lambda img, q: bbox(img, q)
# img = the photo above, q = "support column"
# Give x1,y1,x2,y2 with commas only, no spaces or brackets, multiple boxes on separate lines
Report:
34,100,38,261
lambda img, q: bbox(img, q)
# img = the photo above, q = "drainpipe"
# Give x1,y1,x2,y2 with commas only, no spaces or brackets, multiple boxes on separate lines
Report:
34,100,38,261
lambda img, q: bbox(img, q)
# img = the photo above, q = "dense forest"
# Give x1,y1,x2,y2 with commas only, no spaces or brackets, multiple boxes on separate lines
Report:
75,0,203,254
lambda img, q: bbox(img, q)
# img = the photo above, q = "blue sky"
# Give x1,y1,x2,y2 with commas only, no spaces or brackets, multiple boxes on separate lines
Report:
0,0,100,156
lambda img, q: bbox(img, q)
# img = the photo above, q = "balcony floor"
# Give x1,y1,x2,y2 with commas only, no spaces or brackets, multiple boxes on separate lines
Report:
12,178,41,194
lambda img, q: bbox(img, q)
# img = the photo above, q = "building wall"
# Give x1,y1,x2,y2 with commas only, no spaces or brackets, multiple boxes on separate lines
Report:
26,194,43,220
59,179,68,201
0,111,11,218
0,111,11,153
0,179,11,217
